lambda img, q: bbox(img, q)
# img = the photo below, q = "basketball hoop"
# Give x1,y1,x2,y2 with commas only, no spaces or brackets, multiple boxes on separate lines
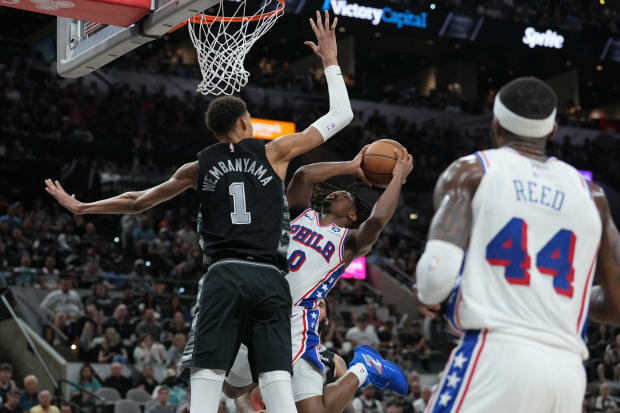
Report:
171,0,285,96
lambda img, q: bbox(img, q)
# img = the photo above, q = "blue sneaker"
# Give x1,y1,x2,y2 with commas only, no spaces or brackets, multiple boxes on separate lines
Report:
349,346,408,395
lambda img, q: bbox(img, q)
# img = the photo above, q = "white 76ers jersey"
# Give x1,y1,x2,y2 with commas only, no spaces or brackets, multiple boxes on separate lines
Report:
447,147,601,359
286,208,350,370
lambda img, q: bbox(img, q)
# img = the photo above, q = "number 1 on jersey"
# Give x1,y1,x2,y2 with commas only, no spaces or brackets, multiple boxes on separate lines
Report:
229,182,251,225
486,217,577,298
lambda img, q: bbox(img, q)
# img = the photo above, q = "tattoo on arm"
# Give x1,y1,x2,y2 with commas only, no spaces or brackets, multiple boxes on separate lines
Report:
429,187,472,249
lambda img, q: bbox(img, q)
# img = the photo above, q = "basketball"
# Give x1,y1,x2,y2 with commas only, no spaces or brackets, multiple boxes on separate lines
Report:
361,139,406,187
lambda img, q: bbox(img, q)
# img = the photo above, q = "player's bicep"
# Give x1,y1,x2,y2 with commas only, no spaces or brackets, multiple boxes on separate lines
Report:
333,354,348,380
428,157,480,248
134,162,198,211
286,167,315,215
266,128,324,166
344,218,383,263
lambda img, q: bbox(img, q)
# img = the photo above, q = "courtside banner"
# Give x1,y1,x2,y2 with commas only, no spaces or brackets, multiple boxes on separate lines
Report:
251,118,296,140
0,0,150,27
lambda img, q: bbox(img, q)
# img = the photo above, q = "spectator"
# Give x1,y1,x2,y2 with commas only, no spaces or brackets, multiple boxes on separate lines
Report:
146,387,174,413
175,386,190,413
102,362,133,398
132,218,156,246
136,309,162,342
594,382,617,411
44,311,76,347
176,221,197,248
39,277,84,319
38,256,59,289
107,304,134,347
70,365,101,406
597,351,617,382
0,364,17,404
166,333,187,365
153,369,186,405
19,375,38,412
78,321,99,363
136,364,159,394
0,389,21,413
0,204,22,229
352,385,384,413
29,391,58,413
165,312,188,337
13,255,36,287
606,335,620,363
129,260,155,295
385,403,403,413
90,283,114,317
413,387,432,413
404,371,421,407
59,405,71,413
98,327,128,364
133,334,167,369
346,313,380,348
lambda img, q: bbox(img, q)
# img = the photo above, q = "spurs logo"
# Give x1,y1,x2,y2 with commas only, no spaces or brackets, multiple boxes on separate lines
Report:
31,0,74,10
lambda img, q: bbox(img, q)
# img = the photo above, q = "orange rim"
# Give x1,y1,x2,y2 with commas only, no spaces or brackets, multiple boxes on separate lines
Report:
169,0,285,33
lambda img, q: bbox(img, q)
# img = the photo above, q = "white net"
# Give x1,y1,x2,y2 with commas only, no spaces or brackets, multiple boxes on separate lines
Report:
188,0,284,95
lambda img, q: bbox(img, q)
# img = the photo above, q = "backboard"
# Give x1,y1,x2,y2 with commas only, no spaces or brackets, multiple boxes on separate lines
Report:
56,0,220,78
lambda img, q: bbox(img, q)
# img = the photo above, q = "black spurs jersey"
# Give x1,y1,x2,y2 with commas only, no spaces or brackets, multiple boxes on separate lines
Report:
196,138,290,272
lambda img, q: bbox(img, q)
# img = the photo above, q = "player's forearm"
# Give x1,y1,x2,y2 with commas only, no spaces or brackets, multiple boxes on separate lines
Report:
296,161,356,184
77,191,145,215
310,66,353,141
368,172,403,226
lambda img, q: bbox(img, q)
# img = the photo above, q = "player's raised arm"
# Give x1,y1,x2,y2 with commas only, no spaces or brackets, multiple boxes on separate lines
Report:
287,146,371,215
586,183,620,324
44,162,198,215
415,155,482,305
343,149,413,265
266,10,353,179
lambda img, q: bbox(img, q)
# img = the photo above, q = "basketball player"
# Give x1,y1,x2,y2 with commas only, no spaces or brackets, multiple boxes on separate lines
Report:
45,10,352,413
234,299,357,413
415,76,620,413
224,147,412,412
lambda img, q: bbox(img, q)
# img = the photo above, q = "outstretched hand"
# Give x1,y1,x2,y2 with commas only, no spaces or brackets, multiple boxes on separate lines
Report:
350,145,372,187
304,10,338,67
392,147,414,185
45,179,82,214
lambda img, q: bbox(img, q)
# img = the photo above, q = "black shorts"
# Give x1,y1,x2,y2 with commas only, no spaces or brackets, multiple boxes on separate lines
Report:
181,259,292,381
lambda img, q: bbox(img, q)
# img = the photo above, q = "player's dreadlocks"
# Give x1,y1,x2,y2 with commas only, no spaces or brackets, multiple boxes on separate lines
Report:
310,182,373,230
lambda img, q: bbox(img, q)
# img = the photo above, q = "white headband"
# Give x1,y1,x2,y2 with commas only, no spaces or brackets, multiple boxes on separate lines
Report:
493,95,556,138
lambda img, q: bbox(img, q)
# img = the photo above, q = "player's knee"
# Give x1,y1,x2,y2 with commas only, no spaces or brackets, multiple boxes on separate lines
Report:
258,370,291,387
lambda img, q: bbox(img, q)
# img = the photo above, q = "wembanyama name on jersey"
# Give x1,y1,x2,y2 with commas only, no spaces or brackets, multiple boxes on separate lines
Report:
201,157,274,192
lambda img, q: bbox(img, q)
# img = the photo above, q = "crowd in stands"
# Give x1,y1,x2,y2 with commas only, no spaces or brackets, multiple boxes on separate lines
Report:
449,0,620,32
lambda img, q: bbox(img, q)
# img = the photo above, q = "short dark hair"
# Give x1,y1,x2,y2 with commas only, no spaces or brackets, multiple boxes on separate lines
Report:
498,77,557,120
205,96,247,137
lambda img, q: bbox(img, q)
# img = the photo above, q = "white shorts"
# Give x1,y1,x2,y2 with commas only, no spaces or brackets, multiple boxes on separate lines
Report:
292,358,324,403
425,330,586,413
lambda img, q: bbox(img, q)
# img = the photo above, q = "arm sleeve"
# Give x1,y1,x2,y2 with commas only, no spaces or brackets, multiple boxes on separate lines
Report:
416,239,465,305
310,65,354,141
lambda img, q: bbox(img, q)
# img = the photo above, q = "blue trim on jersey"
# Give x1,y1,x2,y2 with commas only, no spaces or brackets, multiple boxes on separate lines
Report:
581,309,590,341
291,208,314,225
474,152,486,174
431,330,481,413
305,266,345,302
300,307,324,371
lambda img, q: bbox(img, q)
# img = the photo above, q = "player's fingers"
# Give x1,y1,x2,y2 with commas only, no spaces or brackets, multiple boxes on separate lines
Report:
316,10,323,32
304,41,319,54
394,148,404,160
324,9,330,31
331,16,338,32
309,18,320,37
